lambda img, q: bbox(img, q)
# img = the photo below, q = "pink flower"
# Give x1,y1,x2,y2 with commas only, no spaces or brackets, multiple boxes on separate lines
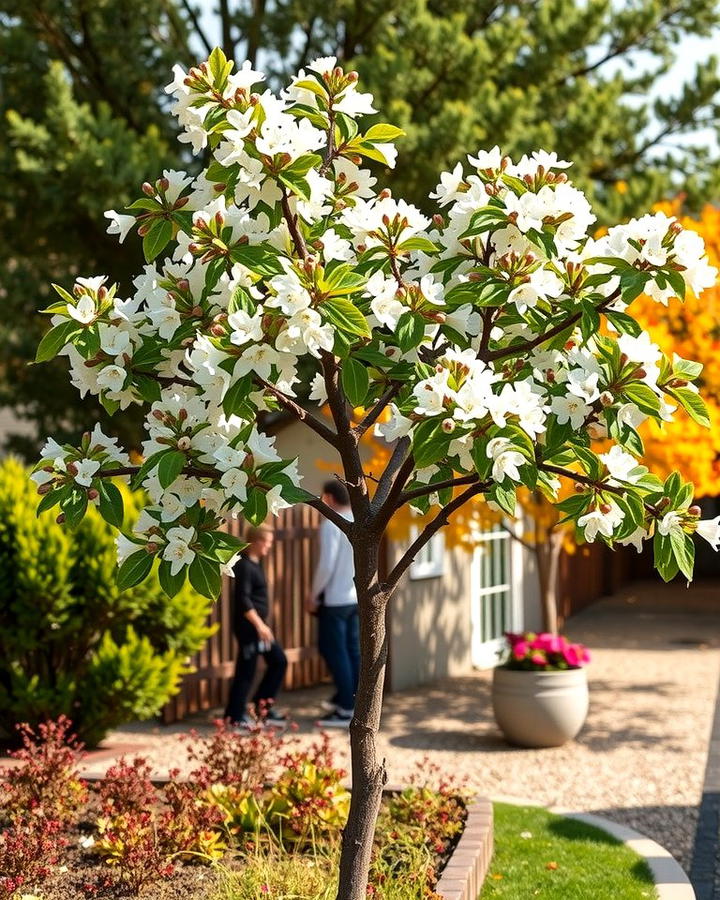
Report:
512,641,529,660
530,652,546,666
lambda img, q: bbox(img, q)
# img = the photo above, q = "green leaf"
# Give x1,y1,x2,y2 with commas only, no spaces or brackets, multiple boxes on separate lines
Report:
396,236,440,254
396,311,425,352
322,297,371,339
35,320,83,363
229,243,284,276
489,481,517,516
276,483,315,505
622,382,661,417
157,450,186,490
341,357,370,407
117,549,154,592
51,283,77,305
61,488,88,529
36,487,66,517
604,310,643,337
278,170,312,202
412,419,453,469
228,286,256,315
189,555,222,600
158,560,187,599
244,488,268,526
130,450,168,490
670,529,695,581
98,481,125,529
363,123,405,143
143,218,173,262
222,372,254,417
663,268,686,300
620,270,650,304
672,387,710,427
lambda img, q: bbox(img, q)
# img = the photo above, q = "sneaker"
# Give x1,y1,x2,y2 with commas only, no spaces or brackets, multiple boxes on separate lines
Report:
316,710,353,729
263,707,288,724
319,698,338,714
231,714,259,730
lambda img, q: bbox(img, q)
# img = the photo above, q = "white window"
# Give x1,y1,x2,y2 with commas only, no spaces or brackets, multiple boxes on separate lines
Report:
409,529,445,580
470,522,522,668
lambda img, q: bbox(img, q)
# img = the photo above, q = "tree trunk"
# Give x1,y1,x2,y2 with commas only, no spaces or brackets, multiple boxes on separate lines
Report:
336,537,389,900
535,531,562,634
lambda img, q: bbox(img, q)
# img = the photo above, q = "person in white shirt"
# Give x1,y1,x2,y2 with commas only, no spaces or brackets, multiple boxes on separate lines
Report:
306,480,358,728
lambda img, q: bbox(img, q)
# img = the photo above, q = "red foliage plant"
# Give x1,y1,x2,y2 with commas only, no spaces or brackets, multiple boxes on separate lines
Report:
2,716,87,826
184,717,286,791
0,817,67,900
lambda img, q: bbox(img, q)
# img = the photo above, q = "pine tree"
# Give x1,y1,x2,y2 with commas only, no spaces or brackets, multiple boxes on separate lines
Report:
3,0,720,454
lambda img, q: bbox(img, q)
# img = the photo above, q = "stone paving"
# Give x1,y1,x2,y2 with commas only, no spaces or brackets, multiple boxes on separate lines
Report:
89,579,720,874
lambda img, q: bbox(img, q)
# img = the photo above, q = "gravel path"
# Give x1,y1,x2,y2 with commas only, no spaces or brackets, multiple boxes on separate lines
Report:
95,579,720,873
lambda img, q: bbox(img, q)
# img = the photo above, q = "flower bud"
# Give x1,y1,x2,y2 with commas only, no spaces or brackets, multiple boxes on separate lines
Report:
432,214,444,228
142,182,155,196
56,513,66,525
658,497,671,509
146,542,159,554
545,369,556,384
210,324,225,337
178,408,188,422
378,189,392,200
635,368,646,379
158,177,170,192
213,182,227,193
174,195,190,209
177,436,192,451
137,223,151,237
214,210,225,227
87,488,99,500
689,505,702,517
599,503,612,514
347,71,359,82
574,482,585,493
669,221,683,235
439,418,455,434
37,482,53,495
66,462,78,476
599,391,613,407
190,305,203,317
152,410,166,421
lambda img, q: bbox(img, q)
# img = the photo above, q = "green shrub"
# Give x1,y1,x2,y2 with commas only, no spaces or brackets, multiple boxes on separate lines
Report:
0,457,214,745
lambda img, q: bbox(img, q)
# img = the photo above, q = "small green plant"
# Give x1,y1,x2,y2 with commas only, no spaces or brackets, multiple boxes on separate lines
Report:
0,457,214,745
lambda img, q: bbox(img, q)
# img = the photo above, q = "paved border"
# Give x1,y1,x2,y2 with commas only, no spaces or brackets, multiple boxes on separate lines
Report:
435,797,494,900
552,810,695,899
690,666,720,900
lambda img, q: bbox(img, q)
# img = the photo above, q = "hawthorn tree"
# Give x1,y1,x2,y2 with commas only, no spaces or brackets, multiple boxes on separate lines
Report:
5,0,720,456
32,49,720,898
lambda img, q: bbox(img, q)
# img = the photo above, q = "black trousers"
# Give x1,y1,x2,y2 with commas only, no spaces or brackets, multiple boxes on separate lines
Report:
224,629,287,723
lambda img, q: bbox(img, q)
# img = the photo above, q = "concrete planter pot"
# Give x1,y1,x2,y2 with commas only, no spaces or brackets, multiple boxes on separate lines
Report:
492,666,589,748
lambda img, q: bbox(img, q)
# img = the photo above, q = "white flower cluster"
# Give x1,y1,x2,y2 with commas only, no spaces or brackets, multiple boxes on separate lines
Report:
34,49,719,591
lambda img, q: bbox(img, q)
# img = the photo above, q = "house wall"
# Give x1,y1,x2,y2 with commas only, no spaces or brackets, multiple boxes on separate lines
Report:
387,539,474,691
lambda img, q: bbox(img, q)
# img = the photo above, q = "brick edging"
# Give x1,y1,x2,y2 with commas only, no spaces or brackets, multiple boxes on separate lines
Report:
434,796,494,900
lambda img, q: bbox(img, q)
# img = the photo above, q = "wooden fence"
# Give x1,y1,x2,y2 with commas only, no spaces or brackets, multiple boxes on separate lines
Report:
162,505,328,723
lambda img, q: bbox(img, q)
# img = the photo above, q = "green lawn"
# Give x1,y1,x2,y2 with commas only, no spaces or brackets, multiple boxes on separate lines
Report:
480,803,658,899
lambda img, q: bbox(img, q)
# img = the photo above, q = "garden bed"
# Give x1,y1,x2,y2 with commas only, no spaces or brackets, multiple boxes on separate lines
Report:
0,717,474,899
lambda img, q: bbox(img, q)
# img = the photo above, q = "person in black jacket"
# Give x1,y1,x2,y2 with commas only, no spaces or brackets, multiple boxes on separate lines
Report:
224,524,287,726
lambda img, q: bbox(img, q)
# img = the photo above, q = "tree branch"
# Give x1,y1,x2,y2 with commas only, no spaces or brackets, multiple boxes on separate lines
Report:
354,380,404,437
178,0,214,56
304,496,353,534
254,376,339,448
384,481,488,591
398,472,481,506
370,436,411,514
280,188,308,260
487,288,621,363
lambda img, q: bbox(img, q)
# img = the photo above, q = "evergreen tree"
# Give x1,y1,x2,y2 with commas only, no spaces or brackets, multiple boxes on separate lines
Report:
3,0,720,454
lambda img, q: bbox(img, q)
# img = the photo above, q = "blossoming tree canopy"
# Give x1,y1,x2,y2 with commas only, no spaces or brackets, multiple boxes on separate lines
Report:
32,47,720,599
